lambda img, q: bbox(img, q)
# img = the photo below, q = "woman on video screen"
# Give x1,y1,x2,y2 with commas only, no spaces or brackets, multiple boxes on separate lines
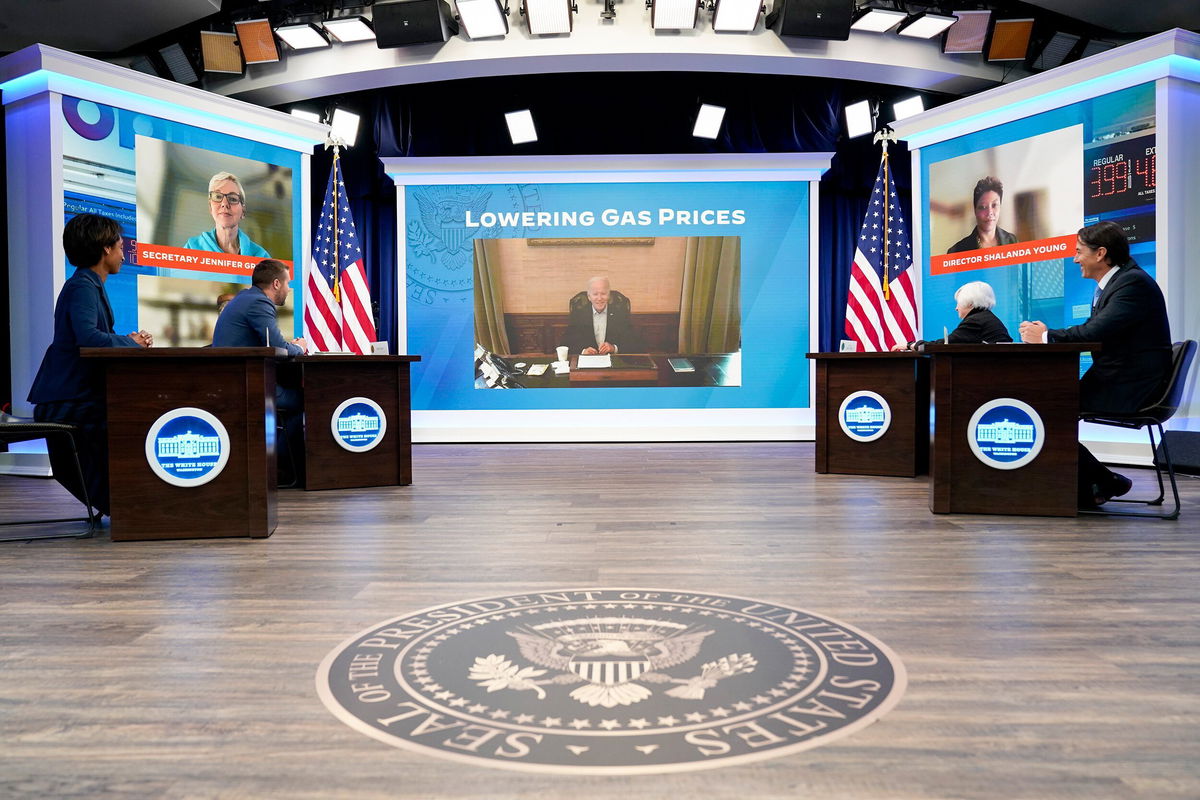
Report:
947,176,1018,254
184,171,270,258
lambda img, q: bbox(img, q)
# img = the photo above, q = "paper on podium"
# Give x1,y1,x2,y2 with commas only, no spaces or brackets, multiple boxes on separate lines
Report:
577,354,612,368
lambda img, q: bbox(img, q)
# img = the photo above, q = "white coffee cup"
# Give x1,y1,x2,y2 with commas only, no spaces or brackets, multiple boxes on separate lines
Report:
556,345,569,363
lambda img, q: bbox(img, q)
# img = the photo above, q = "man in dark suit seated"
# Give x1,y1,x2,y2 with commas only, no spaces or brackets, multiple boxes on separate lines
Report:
564,276,642,355
1019,221,1172,508
213,259,308,483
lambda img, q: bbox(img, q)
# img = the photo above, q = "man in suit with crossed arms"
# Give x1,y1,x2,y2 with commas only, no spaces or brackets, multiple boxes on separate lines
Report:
1020,221,1172,508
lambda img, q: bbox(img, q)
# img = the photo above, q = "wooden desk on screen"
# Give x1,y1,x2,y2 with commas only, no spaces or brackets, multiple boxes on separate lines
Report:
296,354,421,491
924,343,1093,517
496,354,739,388
807,351,929,477
82,346,281,541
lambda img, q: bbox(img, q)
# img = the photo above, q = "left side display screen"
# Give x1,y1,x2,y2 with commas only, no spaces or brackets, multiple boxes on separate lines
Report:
60,96,303,347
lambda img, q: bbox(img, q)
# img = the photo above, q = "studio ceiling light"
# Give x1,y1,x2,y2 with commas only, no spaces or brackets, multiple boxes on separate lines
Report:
275,23,331,50
844,99,875,138
712,0,763,33
942,9,990,53
987,18,1034,61
523,0,574,34
650,0,700,30
234,19,280,63
897,11,956,39
290,108,323,123
891,95,924,121
322,16,377,42
200,31,243,73
158,42,199,84
1032,31,1081,70
850,8,907,33
505,110,538,144
692,104,726,139
457,0,510,38
331,108,361,147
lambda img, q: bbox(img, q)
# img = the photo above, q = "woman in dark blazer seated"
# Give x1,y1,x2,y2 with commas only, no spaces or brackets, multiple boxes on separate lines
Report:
893,280,1012,351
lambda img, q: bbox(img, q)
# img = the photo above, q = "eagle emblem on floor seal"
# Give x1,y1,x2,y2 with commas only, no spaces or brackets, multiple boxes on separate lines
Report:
317,589,905,775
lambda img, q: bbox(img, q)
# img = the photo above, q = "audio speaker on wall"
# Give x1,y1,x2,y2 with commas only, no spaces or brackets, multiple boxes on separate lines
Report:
769,0,853,40
373,0,458,47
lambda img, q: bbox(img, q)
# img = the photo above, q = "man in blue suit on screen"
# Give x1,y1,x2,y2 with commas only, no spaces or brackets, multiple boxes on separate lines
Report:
1019,221,1171,508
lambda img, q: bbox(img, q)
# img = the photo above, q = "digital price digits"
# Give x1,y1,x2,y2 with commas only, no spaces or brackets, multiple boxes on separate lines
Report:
1088,146,1155,199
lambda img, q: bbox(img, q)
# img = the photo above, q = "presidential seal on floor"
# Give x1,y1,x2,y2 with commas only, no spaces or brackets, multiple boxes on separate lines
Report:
316,588,906,774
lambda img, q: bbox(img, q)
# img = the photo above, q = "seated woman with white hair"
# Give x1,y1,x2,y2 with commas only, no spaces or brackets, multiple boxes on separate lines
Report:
892,280,1012,351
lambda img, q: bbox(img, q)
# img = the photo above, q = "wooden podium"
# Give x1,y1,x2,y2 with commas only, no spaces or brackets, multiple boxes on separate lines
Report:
82,347,282,541
807,352,929,477
296,355,421,491
924,343,1093,517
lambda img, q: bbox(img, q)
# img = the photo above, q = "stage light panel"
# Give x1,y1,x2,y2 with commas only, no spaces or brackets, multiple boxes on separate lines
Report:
692,104,726,139
128,55,160,77
652,0,700,30
331,108,361,147
892,95,924,122
524,0,573,34
897,11,955,39
845,100,874,138
234,19,280,63
200,31,243,74
987,18,1034,61
712,0,762,33
1032,31,1080,70
275,23,331,50
505,110,538,144
322,16,377,42
158,43,199,84
290,108,323,123
457,0,509,38
850,8,907,33
942,9,990,53
1079,38,1116,59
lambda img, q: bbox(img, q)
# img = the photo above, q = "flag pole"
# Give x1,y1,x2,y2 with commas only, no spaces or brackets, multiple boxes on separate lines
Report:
873,128,897,301
330,146,342,309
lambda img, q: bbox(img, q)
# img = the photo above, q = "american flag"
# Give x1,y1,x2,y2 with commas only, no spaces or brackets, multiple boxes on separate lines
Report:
843,149,919,352
304,154,376,354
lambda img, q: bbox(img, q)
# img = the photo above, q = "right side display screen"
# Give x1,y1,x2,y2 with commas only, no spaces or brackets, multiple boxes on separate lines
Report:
920,82,1156,362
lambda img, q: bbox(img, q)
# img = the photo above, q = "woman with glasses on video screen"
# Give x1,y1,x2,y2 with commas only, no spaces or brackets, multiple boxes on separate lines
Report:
184,171,270,258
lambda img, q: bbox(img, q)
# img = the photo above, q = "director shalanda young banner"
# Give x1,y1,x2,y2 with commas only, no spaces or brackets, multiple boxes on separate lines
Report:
930,234,1075,276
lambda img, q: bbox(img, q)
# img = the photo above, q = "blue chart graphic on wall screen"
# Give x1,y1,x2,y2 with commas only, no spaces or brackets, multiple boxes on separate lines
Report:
405,181,811,412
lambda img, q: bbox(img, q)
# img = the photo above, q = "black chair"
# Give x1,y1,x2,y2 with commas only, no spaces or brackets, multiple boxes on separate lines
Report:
1079,339,1197,520
569,289,631,316
0,411,97,541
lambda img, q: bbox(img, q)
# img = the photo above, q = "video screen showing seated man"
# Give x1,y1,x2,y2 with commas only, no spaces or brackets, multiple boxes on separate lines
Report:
472,236,741,388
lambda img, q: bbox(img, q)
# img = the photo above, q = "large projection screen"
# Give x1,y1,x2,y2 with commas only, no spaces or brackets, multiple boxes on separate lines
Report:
383,155,831,443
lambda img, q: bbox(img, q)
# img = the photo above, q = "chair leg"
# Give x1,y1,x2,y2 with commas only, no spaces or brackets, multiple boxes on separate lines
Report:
0,430,97,543
1080,423,1182,520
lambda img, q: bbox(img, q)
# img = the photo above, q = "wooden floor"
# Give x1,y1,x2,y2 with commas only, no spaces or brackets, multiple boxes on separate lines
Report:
1,442,1198,799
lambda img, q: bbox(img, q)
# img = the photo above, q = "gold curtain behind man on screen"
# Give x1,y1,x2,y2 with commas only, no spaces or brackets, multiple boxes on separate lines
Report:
678,236,740,353
473,239,511,354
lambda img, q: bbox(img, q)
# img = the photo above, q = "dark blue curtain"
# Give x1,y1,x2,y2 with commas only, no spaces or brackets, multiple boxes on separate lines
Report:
300,72,921,352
